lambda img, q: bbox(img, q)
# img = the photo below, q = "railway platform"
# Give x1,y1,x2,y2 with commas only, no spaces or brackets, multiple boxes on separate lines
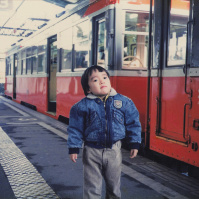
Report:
0,95,199,199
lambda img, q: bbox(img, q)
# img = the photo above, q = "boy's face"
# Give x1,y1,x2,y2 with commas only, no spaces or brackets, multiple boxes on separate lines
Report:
87,69,111,98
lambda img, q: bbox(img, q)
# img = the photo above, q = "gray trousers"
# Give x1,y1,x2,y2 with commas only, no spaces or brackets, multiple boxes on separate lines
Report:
82,141,122,199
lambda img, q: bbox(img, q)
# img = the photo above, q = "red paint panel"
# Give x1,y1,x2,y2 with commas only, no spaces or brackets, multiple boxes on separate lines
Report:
150,77,158,134
83,0,117,17
171,0,189,10
112,76,148,131
15,77,48,113
160,77,188,140
189,77,199,163
56,76,84,118
190,77,199,128
150,76,199,167
5,77,13,97
127,0,150,5
150,136,199,167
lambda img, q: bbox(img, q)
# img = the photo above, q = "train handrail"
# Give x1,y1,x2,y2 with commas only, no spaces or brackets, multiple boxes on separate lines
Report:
184,20,194,95
123,56,144,68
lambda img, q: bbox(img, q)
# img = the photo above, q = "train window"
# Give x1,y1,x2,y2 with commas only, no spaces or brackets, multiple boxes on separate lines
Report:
17,52,22,75
26,47,32,74
38,43,46,54
59,28,72,71
38,54,45,73
21,50,26,75
26,47,32,57
5,58,8,76
9,64,11,75
6,57,10,76
50,40,57,65
32,46,38,74
14,53,19,75
32,46,37,55
73,20,90,69
10,56,13,75
97,19,106,67
32,56,37,73
167,0,190,66
38,40,46,73
26,58,32,74
123,12,149,69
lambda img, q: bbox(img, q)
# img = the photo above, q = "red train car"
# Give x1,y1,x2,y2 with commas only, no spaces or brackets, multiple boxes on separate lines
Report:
4,0,199,174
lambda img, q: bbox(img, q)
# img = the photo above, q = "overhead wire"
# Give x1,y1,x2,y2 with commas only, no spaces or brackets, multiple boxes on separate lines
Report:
1,0,26,30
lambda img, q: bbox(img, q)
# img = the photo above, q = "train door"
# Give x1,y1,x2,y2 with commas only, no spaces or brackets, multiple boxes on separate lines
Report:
47,35,57,113
151,0,191,144
13,53,18,99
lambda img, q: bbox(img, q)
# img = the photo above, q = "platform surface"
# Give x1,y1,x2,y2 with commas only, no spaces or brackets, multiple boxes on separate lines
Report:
0,96,199,199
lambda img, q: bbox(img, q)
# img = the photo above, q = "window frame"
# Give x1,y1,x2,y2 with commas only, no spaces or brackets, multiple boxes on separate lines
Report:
166,0,191,68
92,13,106,68
72,19,91,71
37,39,47,74
122,10,150,70
58,27,73,72
32,46,38,74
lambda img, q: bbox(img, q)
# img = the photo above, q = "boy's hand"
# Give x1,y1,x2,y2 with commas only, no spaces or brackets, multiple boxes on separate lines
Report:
130,149,138,159
70,154,78,163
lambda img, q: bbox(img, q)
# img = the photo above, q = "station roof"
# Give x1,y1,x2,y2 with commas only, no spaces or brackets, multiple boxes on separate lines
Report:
0,0,81,55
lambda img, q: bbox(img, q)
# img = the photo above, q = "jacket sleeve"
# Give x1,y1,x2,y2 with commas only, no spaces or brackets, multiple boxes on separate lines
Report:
125,99,142,150
67,104,85,154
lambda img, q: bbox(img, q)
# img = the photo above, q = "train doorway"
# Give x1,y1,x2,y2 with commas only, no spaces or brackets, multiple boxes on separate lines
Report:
13,54,17,99
47,35,57,113
154,0,191,144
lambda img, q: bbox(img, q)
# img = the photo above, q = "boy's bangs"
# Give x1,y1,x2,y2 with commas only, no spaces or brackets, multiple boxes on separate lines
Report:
88,67,108,77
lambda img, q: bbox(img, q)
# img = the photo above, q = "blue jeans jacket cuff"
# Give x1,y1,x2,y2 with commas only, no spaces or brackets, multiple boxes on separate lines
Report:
130,143,140,150
69,148,80,154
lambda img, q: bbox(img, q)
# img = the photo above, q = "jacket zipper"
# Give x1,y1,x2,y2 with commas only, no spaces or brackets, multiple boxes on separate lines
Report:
104,100,107,148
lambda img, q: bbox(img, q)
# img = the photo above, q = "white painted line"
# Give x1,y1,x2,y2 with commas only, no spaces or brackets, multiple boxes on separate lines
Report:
3,102,30,117
0,116,23,118
38,122,68,141
122,164,189,199
4,122,68,141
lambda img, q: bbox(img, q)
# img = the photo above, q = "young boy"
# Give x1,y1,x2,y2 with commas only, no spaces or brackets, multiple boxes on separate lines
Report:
67,65,141,199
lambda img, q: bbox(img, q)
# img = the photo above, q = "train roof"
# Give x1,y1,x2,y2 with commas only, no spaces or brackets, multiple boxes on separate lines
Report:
0,0,86,55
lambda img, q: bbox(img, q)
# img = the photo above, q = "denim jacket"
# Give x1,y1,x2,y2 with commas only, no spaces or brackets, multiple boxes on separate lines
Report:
67,88,141,154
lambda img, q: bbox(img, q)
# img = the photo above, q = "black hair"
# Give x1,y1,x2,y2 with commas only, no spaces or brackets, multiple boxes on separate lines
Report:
81,65,110,96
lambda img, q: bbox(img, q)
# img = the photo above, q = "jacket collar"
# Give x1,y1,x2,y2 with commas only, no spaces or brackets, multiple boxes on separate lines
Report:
86,88,117,99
